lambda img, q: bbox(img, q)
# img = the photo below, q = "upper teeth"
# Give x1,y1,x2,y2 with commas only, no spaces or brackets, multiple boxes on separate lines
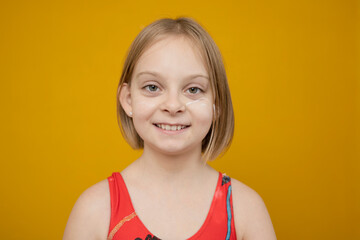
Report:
156,124,186,131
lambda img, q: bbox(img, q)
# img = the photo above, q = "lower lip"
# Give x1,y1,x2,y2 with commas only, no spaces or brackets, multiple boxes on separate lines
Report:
154,125,189,135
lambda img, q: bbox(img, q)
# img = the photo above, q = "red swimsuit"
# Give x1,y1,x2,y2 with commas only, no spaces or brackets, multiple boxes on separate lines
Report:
107,172,237,240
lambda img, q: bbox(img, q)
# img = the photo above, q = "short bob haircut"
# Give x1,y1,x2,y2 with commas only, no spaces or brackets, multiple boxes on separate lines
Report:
116,17,234,161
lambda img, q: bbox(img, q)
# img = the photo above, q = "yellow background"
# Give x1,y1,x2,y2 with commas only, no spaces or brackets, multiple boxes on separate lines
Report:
1,0,359,239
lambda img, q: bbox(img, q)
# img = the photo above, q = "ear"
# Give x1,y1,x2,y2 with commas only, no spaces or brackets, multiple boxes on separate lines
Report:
119,83,133,117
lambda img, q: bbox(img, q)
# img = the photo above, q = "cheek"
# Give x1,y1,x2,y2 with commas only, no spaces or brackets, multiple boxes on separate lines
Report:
132,96,159,115
132,98,158,125
185,99,214,126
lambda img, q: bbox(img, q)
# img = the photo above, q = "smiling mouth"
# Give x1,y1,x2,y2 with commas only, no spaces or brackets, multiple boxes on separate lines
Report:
154,123,190,131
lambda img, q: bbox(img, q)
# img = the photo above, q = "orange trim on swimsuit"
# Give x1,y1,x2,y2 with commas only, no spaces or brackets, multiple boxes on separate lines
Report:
107,212,137,240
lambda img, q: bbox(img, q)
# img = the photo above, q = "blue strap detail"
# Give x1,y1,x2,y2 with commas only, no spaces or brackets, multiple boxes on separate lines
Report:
225,185,232,240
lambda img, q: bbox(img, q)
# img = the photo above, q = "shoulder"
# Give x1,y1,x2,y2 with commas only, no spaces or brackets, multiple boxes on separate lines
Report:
63,179,111,240
231,178,277,240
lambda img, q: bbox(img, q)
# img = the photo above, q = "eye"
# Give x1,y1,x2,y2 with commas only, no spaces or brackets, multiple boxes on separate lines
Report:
187,87,202,94
144,85,159,92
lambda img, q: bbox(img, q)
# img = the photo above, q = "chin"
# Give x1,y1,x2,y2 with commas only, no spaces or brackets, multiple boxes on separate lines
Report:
149,143,200,157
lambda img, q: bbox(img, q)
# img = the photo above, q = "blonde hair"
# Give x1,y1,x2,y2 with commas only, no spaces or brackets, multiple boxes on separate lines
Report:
116,17,234,161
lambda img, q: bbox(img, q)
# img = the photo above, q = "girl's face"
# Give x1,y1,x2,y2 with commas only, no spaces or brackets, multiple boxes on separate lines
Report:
120,35,214,156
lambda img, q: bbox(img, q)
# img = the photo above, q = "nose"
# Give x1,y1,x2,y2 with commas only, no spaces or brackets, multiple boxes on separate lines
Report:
161,92,185,115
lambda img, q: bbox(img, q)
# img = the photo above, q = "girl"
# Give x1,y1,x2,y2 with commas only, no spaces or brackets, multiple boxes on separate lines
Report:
63,17,276,240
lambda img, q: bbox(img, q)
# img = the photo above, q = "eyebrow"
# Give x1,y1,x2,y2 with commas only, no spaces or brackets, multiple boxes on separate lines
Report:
135,71,209,80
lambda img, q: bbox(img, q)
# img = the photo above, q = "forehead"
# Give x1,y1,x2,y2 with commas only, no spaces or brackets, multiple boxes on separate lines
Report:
132,35,209,80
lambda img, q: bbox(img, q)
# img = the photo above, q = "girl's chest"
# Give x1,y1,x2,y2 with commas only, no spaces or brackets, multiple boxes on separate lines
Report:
129,188,213,239
108,172,238,240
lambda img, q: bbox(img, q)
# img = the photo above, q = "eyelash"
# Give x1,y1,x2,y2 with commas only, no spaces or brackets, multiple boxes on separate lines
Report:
144,85,159,92
143,85,203,94
186,87,203,94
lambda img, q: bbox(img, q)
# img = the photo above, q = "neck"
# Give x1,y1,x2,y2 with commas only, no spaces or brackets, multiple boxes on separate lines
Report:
132,144,210,185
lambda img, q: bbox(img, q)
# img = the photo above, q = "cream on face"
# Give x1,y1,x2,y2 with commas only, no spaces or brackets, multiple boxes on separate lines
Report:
131,96,214,130
131,97,213,135
185,98,214,120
